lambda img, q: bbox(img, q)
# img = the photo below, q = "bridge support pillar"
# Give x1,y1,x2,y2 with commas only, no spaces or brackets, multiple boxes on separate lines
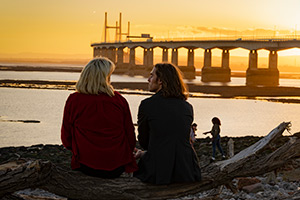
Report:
187,48,194,67
162,48,168,62
248,50,258,69
129,48,136,66
127,47,137,76
93,48,101,57
144,48,154,76
269,50,278,69
246,50,279,86
99,48,104,57
101,48,108,58
114,47,129,74
171,48,178,66
203,49,212,67
107,48,116,63
147,48,153,66
117,47,124,64
143,48,154,66
143,49,148,66
177,48,196,79
201,49,230,82
222,49,230,69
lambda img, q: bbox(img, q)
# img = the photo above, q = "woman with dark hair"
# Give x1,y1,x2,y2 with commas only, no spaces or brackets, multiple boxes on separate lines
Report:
61,57,138,178
153,63,188,100
203,117,226,161
134,63,201,185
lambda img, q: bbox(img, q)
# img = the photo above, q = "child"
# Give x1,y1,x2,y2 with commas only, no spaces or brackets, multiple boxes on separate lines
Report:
190,123,198,146
203,117,225,161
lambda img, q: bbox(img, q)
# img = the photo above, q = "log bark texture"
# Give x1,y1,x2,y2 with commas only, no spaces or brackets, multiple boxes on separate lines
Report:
1,122,299,200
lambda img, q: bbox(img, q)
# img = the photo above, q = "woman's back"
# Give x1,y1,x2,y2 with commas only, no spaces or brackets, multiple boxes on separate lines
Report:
61,57,138,177
61,91,137,173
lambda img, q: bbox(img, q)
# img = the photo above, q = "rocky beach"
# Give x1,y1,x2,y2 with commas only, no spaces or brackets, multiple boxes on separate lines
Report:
0,135,299,200
0,65,300,199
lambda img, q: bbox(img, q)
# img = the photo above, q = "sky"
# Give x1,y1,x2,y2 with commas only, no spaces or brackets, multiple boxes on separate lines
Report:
1,0,300,60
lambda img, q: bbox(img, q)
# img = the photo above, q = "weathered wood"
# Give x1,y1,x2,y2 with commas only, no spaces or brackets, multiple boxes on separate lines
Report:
1,122,299,200
227,138,234,158
0,160,52,197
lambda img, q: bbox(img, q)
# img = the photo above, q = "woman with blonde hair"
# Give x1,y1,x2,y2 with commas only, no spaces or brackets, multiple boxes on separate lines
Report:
61,57,138,178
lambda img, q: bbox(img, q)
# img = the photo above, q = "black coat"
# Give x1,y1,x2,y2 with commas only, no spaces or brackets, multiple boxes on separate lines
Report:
134,91,201,185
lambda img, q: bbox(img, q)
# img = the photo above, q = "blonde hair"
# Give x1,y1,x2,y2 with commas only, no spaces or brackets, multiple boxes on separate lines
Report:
76,57,115,96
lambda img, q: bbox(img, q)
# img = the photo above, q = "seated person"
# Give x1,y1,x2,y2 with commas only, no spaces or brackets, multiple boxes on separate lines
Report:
134,63,201,184
61,57,138,178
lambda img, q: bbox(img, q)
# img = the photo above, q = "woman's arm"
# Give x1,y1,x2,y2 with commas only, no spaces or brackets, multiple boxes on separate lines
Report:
137,101,150,150
61,96,73,150
203,130,211,135
123,99,136,151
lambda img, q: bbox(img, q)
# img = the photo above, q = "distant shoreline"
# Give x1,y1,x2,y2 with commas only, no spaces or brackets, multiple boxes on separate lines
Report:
1,64,300,104
1,64,300,79
1,79,300,104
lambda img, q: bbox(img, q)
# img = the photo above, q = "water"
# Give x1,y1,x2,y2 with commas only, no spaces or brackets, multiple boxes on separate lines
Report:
1,69,300,147
1,70,300,87
1,87,300,148
0,71,144,82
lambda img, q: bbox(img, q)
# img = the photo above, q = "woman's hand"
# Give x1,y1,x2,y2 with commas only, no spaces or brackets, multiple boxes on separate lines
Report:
133,148,145,159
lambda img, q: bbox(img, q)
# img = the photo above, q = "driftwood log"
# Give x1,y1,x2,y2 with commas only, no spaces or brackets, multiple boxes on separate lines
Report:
0,122,299,200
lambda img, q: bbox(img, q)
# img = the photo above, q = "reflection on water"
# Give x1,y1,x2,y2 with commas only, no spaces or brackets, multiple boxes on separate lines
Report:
1,71,300,87
0,87,299,147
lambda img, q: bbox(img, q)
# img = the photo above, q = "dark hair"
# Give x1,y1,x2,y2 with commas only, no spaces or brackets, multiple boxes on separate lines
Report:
192,123,197,127
154,63,188,100
212,117,221,125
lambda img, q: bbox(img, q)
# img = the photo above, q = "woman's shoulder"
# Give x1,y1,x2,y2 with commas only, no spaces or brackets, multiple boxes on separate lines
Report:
67,92,79,100
113,90,122,97
113,91,126,100
112,91,130,105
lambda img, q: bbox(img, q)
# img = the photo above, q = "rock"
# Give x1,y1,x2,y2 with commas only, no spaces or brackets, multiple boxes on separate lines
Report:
281,181,298,191
282,167,300,182
242,183,264,193
264,171,278,185
272,189,290,199
237,177,261,190
15,188,66,200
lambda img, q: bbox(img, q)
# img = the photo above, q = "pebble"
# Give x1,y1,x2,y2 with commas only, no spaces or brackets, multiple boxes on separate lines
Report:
172,175,300,200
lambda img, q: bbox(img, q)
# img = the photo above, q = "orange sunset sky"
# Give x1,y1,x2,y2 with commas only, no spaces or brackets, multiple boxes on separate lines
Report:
1,0,300,68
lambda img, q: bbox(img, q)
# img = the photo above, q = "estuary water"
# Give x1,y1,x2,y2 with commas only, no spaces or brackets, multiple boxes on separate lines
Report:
0,71,300,147
1,70,300,87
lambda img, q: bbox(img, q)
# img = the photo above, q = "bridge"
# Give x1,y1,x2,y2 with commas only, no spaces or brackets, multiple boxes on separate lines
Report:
91,38,300,86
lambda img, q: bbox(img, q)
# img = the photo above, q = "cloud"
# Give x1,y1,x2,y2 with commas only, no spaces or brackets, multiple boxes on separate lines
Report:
171,26,296,38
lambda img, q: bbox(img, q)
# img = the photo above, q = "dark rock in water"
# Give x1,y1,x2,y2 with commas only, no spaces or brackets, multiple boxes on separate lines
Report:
0,119,40,123
21,120,40,123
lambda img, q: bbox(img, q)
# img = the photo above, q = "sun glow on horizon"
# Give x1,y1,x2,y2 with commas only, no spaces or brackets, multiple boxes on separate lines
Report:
278,48,300,56
0,0,300,64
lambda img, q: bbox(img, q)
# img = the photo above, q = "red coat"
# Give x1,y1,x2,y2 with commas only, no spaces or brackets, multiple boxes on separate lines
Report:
61,91,138,173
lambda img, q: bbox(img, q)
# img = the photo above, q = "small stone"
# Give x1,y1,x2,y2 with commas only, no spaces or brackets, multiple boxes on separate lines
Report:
264,171,278,185
273,190,289,199
242,183,264,193
282,168,300,182
237,177,261,190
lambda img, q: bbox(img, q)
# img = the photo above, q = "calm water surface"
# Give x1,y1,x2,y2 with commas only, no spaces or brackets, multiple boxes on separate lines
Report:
1,70,300,87
0,87,299,147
